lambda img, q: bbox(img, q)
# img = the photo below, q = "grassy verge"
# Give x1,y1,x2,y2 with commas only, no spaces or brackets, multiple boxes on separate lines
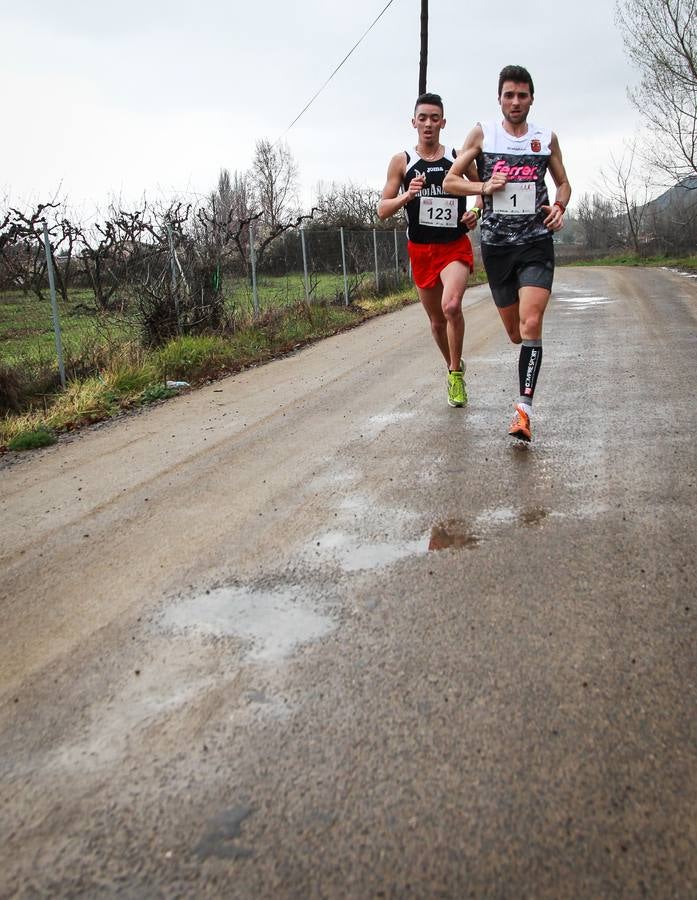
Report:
0,289,418,451
566,253,697,270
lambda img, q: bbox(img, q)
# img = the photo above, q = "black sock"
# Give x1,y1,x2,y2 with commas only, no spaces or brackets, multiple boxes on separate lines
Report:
518,340,542,405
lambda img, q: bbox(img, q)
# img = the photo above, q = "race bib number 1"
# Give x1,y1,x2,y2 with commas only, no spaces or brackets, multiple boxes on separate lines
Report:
419,196,458,228
492,182,536,215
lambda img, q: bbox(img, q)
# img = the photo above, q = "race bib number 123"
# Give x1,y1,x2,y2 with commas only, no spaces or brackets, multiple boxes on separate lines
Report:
419,196,458,228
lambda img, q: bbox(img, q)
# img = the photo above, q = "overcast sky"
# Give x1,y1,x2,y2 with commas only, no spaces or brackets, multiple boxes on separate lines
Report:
2,0,645,215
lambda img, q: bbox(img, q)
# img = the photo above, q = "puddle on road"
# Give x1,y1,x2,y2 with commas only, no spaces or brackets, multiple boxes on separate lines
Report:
195,805,254,861
427,508,548,550
519,507,550,527
567,500,612,520
368,411,416,428
47,586,321,773
428,520,480,551
361,411,417,440
161,586,335,662
310,530,424,572
475,506,517,527
555,295,613,310
661,266,697,279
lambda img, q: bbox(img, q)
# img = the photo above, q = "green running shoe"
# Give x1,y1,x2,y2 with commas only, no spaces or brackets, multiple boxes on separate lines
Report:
447,361,467,407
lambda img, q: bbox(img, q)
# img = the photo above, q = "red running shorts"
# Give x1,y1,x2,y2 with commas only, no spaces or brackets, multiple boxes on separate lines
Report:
407,234,474,290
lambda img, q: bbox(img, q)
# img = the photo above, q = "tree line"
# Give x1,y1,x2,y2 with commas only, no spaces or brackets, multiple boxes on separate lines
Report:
0,138,403,343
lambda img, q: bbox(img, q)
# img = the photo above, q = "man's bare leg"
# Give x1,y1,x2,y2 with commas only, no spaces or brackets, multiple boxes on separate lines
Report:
497,302,522,344
439,260,470,370
418,284,450,366
508,285,551,439
518,285,550,341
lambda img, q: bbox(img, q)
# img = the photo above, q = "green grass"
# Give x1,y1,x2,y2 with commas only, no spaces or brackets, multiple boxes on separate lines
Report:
567,253,697,269
0,290,137,362
7,426,56,451
0,287,417,451
0,272,399,363
226,271,353,312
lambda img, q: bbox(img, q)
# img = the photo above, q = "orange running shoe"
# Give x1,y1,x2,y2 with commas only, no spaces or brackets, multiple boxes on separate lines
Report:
508,404,532,442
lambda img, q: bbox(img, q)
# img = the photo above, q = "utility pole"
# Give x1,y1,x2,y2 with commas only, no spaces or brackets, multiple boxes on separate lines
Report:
418,0,428,95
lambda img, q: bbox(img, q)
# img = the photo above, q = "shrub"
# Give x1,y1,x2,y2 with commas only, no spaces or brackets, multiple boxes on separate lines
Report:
8,426,56,451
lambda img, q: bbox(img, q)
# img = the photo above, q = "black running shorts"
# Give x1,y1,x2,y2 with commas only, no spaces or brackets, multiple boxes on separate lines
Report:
481,236,555,308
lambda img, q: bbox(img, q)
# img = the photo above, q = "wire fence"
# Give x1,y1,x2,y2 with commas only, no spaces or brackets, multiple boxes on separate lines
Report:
239,224,410,314
0,223,411,399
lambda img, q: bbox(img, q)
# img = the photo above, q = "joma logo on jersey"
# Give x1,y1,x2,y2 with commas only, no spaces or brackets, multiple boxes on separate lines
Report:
492,160,539,180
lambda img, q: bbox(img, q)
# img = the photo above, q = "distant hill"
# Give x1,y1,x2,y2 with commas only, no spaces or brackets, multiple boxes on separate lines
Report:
646,176,697,213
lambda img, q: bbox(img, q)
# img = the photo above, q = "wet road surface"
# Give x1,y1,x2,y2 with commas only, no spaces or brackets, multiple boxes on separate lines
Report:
1,266,696,898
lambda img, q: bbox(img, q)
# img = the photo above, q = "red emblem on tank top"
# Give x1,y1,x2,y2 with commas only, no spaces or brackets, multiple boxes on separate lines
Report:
530,139,541,153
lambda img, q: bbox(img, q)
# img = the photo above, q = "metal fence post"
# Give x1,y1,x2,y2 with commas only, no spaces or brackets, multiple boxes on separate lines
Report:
373,228,379,292
393,228,400,287
250,222,259,317
340,227,349,306
43,221,65,388
301,225,310,304
166,224,180,330
282,231,289,303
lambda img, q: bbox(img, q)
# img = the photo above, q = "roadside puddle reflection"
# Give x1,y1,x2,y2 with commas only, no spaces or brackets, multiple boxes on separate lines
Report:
555,295,613,311
312,531,423,571
519,507,549,527
428,520,480,551
161,586,334,661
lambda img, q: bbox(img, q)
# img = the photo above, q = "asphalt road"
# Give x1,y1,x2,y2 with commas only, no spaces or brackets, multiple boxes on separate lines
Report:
1,266,696,899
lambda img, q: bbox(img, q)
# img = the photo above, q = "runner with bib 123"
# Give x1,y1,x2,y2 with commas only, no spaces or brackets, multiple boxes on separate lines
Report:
377,92,485,408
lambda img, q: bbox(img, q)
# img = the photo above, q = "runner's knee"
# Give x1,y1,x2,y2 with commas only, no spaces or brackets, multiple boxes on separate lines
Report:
441,295,463,320
520,311,543,336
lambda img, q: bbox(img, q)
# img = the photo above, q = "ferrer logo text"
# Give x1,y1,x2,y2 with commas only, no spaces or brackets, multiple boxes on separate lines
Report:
492,160,539,181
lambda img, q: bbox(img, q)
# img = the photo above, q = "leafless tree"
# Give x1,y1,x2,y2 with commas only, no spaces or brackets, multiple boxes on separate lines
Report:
0,203,61,300
601,139,651,254
75,202,168,312
0,208,32,293
53,216,81,301
250,139,299,232
206,168,253,258
78,220,120,311
616,0,697,186
647,185,697,250
314,181,383,226
576,193,623,251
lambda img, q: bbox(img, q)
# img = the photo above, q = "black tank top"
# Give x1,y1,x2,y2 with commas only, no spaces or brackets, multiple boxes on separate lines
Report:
402,147,469,244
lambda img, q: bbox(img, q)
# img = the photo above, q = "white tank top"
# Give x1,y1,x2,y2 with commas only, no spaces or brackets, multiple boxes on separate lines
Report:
476,120,553,247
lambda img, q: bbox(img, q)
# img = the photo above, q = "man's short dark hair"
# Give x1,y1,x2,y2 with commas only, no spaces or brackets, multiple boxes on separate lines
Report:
497,65,534,98
414,92,444,114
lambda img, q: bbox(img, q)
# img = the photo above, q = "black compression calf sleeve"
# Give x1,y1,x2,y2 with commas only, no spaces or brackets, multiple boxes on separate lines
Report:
518,339,543,405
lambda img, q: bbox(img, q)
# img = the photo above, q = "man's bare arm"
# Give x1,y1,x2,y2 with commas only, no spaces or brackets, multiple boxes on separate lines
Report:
542,132,572,230
377,153,425,220
443,125,506,197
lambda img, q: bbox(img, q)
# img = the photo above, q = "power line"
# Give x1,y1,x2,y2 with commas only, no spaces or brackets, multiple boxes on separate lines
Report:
276,0,398,143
